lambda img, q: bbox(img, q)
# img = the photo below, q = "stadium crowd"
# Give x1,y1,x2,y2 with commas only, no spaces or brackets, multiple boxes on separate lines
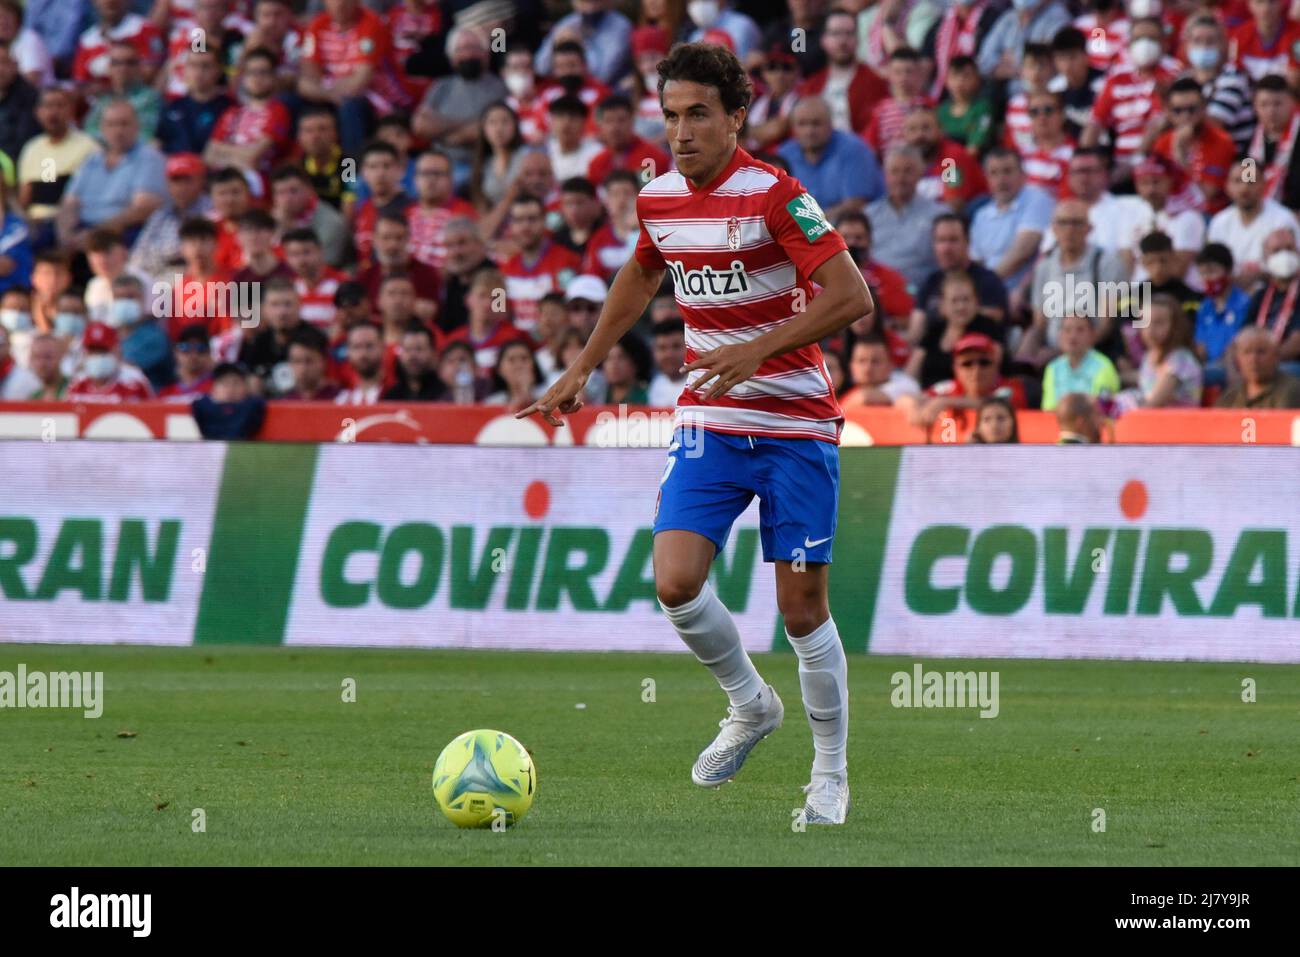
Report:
3,0,1300,443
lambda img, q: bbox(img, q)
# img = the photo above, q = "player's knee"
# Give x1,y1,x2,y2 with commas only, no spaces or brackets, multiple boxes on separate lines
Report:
655,575,704,610
778,592,829,638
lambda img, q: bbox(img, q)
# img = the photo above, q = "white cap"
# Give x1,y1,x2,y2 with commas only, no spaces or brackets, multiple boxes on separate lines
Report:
565,274,608,304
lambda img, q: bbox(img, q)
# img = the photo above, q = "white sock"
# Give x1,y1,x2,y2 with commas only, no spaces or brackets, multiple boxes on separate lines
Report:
786,617,848,779
661,581,765,708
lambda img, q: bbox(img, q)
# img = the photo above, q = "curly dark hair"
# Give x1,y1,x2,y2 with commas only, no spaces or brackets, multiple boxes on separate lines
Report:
656,42,753,114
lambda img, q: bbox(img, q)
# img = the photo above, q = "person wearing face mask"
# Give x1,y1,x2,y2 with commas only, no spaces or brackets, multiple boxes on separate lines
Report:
1244,231,1300,376
1181,13,1254,155
0,324,39,399
1081,16,1181,183
1228,0,1300,85
66,321,154,402
976,0,1072,90
0,287,34,365
1207,158,1300,289
533,0,634,87
686,0,760,63
412,25,508,181
110,273,174,391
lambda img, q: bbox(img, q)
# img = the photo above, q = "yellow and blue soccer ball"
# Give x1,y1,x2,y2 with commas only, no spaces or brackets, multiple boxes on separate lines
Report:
432,729,536,828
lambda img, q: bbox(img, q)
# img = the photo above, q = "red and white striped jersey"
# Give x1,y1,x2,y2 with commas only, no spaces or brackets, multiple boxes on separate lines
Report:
1089,58,1182,166
294,267,346,328
634,147,849,444
1074,13,1130,74
1021,141,1074,197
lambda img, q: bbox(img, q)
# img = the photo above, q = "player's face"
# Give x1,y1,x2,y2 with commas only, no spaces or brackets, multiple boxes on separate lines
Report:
661,80,744,185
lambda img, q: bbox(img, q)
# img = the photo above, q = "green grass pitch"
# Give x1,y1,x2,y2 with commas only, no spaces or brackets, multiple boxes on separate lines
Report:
2,644,1297,866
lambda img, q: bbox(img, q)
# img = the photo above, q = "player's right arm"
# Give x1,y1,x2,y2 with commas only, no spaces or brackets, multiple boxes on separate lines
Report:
516,257,664,426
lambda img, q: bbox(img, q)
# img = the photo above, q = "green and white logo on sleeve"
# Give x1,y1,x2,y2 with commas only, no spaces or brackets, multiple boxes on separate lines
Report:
786,192,832,242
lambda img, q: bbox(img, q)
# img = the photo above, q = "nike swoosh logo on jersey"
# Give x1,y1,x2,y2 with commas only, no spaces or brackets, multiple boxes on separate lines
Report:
656,231,675,242
804,535,832,548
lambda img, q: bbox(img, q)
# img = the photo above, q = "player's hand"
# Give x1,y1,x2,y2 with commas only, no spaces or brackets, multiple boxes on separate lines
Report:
681,343,765,401
515,367,589,426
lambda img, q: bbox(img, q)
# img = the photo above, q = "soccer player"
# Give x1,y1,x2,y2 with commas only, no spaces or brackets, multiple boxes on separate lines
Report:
517,42,871,825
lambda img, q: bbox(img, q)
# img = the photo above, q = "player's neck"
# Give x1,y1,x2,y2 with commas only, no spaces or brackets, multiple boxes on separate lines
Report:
685,144,738,190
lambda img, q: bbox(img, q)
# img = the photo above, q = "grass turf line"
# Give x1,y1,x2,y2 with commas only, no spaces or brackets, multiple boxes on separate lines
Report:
1,645,1296,866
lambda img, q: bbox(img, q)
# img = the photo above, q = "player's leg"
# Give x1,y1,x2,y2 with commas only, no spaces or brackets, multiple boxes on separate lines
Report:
653,430,784,787
774,561,849,823
757,436,850,823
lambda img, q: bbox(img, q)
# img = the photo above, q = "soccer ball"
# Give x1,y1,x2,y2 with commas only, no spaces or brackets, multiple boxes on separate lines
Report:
432,729,536,828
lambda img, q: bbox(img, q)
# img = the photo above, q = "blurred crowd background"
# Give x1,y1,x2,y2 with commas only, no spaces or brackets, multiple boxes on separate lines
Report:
3,0,1300,444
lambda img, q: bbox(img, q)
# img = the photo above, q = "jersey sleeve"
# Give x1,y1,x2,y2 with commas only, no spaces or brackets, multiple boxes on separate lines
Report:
633,193,667,270
765,176,848,280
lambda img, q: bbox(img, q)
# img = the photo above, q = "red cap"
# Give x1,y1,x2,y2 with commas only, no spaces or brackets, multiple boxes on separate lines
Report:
1132,154,1174,179
166,153,206,179
631,25,669,58
83,321,119,352
701,28,735,52
765,43,798,66
954,332,996,356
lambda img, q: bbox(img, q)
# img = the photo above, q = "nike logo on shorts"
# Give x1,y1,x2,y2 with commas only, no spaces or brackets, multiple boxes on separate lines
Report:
804,535,832,548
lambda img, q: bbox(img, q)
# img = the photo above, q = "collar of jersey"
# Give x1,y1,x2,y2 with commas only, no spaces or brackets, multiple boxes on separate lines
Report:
684,145,749,195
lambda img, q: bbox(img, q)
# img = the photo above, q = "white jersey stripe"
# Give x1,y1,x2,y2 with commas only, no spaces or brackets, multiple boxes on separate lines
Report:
675,405,841,441
685,366,831,401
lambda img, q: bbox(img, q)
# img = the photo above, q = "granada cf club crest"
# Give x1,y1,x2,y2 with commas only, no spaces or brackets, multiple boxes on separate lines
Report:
727,216,741,251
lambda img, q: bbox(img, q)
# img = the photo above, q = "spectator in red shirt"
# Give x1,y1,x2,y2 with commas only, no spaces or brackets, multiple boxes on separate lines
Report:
299,0,401,154
158,322,214,400
904,331,1026,429
1229,0,1300,85
499,194,583,333
357,212,441,323
1153,77,1236,213
581,169,640,281
207,166,252,272
798,8,888,134
836,217,914,362
532,39,612,142
1019,90,1074,198
283,229,345,329
587,94,672,186
170,216,233,339
445,266,524,374
232,209,294,285
352,140,414,264
902,108,988,214
74,0,165,91
67,320,154,402
204,48,292,197
408,149,478,273
864,46,930,154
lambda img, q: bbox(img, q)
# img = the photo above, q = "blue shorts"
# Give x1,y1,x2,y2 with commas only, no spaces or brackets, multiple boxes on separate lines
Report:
652,428,840,564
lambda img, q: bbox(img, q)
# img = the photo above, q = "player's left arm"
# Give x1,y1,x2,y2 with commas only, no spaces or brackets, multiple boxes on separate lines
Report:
684,251,872,400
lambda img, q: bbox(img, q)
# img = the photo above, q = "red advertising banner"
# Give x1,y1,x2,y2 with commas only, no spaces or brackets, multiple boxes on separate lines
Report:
0,401,1295,446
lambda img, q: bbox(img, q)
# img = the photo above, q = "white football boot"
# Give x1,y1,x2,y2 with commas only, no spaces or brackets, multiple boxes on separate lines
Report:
690,685,784,787
800,776,850,825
